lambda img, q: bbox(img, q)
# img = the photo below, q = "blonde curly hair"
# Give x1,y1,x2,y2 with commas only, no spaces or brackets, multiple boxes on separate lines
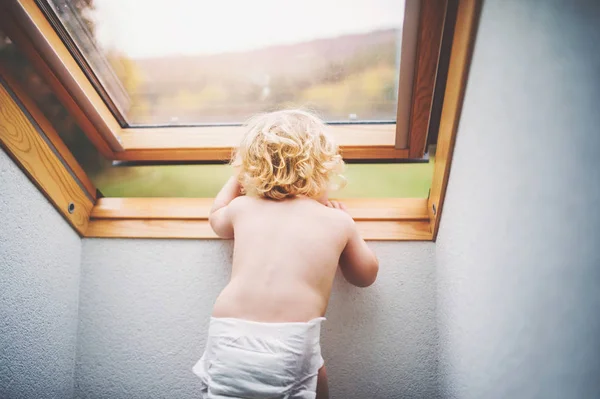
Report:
232,109,345,200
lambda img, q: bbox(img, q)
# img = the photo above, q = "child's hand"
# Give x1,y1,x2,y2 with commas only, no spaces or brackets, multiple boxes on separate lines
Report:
326,200,348,213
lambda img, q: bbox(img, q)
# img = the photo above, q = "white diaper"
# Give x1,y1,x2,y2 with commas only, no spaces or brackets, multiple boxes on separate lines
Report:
193,317,325,399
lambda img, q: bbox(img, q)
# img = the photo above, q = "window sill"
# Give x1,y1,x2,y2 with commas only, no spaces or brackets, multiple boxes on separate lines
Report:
85,197,433,241
114,125,409,162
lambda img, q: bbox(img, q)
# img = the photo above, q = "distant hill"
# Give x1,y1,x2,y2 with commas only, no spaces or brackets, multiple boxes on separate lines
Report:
133,29,399,89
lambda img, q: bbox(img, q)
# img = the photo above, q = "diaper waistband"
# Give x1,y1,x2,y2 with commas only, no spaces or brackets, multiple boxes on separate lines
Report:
208,317,325,343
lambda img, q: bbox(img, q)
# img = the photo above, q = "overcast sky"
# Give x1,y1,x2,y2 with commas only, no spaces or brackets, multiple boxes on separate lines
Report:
89,0,405,58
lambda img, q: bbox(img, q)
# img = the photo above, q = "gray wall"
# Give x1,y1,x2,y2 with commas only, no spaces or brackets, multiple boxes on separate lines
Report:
0,150,82,398
435,0,600,398
76,239,438,399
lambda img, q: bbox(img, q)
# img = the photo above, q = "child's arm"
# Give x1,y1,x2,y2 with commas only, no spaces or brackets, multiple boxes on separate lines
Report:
209,177,242,238
339,224,379,287
326,201,379,287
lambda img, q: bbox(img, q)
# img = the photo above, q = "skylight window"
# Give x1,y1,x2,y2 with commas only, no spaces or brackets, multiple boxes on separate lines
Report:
44,0,407,126
2,0,446,162
0,0,476,240
0,29,434,200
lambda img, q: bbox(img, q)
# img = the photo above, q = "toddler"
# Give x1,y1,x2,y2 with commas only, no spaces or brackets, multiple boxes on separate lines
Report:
193,110,379,398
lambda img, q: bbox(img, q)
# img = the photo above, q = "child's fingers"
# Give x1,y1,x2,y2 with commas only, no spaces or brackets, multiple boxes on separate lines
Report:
329,201,343,210
326,200,348,212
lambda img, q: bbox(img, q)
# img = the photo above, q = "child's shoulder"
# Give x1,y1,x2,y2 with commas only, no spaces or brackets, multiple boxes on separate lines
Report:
227,195,269,212
227,195,254,211
231,196,351,222
300,198,355,229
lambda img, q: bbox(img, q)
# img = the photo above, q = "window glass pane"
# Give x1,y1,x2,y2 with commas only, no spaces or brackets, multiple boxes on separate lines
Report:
0,28,110,183
1,27,431,200
45,0,405,125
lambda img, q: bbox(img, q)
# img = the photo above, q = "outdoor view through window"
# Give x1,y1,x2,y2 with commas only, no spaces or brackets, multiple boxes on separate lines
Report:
0,2,435,199
46,0,405,125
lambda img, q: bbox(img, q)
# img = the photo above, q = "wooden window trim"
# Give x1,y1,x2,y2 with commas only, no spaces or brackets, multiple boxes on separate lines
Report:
0,0,479,241
85,219,432,241
1,0,447,162
89,198,429,221
428,0,480,240
0,1,119,158
115,124,408,162
407,0,447,158
85,198,432,241
0,63,97,199
0,79,93,235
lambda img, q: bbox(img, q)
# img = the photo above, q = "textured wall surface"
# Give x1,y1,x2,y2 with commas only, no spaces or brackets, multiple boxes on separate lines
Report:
7,2,600,398
323,242,438,399
0,150,82,399
435,0,600,398
77,239,438,399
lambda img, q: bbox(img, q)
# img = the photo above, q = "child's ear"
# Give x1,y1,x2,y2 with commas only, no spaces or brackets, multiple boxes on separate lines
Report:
233,176,245,195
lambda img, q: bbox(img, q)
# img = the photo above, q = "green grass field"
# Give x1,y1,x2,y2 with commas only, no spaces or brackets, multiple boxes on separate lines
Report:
95,156,434,198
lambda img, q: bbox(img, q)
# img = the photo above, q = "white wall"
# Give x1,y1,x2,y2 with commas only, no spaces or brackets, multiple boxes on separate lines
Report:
76,239,438,399
0,150,82,399
435,0,600,398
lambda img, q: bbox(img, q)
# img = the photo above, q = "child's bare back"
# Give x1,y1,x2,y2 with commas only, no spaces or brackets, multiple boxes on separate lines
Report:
193,110,378,399
212,194,378,323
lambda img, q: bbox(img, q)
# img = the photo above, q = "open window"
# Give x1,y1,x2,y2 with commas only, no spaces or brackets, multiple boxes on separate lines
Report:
0,0,480,240
1,0,448,161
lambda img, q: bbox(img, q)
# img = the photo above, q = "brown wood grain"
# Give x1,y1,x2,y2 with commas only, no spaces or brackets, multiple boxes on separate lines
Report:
120,124,396,150
406,0,447,158
114,146,409,162
357,220,432,241
113,148,235,162
340,146,409,160
85,219,218,239
89,197,431,240
1,0,120,156
0,82,93,235
429,0,480,239
116,124,403,161
88,197,431,240
91,198,214,220
0,63,97,199
335,198,429,220
91,197,429,221
85,219,431,241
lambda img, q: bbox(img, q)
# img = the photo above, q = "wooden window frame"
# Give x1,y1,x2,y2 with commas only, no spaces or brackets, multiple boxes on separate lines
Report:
0,76,93,235
0,0,447,162
0,0,479,240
